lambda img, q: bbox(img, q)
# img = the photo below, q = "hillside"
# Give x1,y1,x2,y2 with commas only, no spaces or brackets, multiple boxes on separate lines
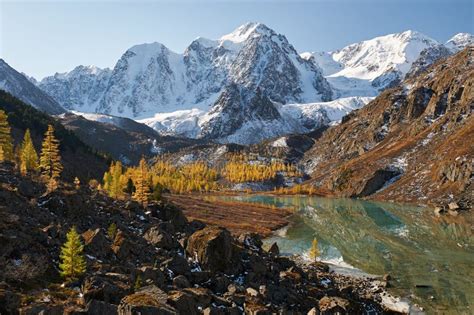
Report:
304,48,473,209
0,90,108,181
0,60,66,115
58,112,204,165
0,163,403,314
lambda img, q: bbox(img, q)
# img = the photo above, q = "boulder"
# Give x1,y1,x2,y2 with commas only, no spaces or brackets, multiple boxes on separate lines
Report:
86,299,118,315
448,202,460,210
173,275,191,288
111,230,133,260
137,266,166,288
318,296,352,313
186,226,240,274
246,287,259,297
167,290,198,315
183,287,212,308
267,242,279,257
82,275,130,304
243,301,272,315
82,228,111,259
152,204,188,230
118,285,176,315
0,289,20,314
143,226,175,249
162,255,191,276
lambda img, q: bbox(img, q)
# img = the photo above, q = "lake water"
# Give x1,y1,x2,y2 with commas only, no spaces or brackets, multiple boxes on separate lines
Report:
217,195,474,314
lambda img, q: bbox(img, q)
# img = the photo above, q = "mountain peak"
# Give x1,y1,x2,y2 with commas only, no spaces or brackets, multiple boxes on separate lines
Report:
220,22,274,43
446,32,473,51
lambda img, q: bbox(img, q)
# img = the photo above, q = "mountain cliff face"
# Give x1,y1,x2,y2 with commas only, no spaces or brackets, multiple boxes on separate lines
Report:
39,23,332,119
304,48,474,208
0,59,65,115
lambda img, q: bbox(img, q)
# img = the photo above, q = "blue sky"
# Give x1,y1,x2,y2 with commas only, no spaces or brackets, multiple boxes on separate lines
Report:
1,0,472,79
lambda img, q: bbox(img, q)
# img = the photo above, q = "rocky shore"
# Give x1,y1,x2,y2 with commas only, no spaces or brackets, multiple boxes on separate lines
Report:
0,164,406,314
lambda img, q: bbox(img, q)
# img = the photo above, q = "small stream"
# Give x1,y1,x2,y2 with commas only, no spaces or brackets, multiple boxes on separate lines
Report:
216,195,474,314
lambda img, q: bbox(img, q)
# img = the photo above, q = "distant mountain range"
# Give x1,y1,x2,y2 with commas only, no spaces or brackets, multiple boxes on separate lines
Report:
0,23,472,144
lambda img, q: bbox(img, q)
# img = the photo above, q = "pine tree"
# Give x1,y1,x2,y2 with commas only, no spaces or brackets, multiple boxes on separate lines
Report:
20,129,39,175
309,238,320,261
74,177,81,189
40,125,63,180
0,110,14,162
59,226,86,281
133,158,150,206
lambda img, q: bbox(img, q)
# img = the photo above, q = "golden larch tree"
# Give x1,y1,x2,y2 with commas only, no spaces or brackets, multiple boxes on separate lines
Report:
0,110,14,162
59,226,86,281
40,124,63,180
20,129,39,175
133,157,150,205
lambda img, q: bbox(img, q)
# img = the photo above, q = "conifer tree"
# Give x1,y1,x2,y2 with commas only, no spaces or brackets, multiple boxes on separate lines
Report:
133,158,150,205
20,129,39,175
309,238,320,261
0,110,14,162
40,124,63,180
59,226,86,281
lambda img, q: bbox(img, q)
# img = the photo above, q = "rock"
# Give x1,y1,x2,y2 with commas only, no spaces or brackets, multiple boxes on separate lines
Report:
243,301,271,315
246,287,259,297
152,204,188,230
167,291,198,315
212,276,231,293
203,306,226,315
267,242,279,257
448,202,460,210
318,296,352,313
118,285,176,315
448,209,459,216
143,226,175,249
82,228,111,259
258,285,268,298
111,230,133,260
19,304,64,315
82,275,130,304
137,266,166,288
0,289,20,314
173,275,191,288
86,299,118,315
17,179,36,197
162,255,191,276
383,274,391,281
124,200,141,211
433,206,444,216
307,307,318,315
238,233,263,249
186,226,240,274
183,287,212,308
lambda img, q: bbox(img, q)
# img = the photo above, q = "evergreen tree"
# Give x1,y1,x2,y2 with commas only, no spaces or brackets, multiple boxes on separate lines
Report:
20,129,39,175
0,110,14,161
133,158,150,205
74,177,81,189
40,125,63,180
59,226,86,281
309,238,320,261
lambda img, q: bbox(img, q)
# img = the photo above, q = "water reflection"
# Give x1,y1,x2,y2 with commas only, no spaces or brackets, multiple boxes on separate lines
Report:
216,195,474,314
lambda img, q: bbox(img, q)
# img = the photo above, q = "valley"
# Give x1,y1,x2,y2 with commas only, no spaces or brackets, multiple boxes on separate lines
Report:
0,14,472,315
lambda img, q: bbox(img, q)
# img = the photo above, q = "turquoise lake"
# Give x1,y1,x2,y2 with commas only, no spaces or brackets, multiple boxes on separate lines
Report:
216,195,474,314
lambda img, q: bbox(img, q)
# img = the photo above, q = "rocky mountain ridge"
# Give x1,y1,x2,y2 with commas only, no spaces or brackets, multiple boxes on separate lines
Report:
0,59,66,115
304,48,474,208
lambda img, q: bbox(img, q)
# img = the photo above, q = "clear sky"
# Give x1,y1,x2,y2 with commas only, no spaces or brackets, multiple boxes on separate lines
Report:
1,0,472,79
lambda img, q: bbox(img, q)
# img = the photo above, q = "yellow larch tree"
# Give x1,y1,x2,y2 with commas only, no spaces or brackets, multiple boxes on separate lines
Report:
0,110,14,162
20,129,39,175
40,124,63,180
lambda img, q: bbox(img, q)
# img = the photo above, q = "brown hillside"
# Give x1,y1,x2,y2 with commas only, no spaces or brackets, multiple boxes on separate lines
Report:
304,48,474,209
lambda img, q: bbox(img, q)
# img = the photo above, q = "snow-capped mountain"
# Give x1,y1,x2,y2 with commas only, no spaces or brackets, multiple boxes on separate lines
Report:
0,59,65,115
138,96,371,144
39,22,332,119
303,31,440,98
34,25,472,145
445,33,474,52
39,65,111,112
